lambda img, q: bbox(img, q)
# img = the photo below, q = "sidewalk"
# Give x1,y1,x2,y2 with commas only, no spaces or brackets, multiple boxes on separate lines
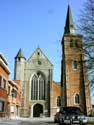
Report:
12,116,54,122
0,116,94,124
0,118,21,125
87,117,94,124
0,116,54,125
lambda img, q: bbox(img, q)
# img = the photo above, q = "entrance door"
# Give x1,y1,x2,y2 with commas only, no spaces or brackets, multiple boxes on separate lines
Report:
33,104,43,117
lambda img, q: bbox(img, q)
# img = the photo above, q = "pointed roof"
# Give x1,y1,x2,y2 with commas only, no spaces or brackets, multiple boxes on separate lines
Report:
64,5,76,35
15,48,26,59
28,47,53,66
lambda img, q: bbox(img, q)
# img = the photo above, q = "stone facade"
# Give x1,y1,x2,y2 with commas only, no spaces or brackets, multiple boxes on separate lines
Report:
14,48,54,117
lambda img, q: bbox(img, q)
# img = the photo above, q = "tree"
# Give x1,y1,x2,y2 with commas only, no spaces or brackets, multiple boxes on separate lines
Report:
78,0,94,87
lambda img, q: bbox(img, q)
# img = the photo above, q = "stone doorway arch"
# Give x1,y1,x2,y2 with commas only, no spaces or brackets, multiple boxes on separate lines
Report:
33,104,43,117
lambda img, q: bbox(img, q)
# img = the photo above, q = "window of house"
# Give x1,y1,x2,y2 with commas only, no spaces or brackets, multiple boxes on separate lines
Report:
57,96,61,107
8,86,10,95
3,78,6,89
0,75,2,87
75,94,80,104
11,89,17,98
0,101,4,112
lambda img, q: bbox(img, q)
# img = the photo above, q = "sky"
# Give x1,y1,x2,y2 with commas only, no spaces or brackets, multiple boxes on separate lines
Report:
0,0,85,81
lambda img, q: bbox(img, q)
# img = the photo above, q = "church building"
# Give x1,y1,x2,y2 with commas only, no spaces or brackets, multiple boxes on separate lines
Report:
14,5,92,117
14,48,61,117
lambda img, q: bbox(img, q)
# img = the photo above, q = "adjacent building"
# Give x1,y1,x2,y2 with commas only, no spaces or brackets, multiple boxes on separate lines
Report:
0,53,21,118
7,80,21,118
0,53,10,117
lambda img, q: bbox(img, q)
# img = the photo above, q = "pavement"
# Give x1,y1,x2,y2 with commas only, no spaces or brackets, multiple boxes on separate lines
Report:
0,116,94,125
0,117,53,125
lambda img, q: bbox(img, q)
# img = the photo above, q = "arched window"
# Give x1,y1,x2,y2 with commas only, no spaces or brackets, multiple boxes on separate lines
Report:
75,94,80,104
31,72,45,100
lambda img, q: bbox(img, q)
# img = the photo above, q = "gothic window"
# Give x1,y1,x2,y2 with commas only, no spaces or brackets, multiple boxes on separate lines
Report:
31,72,45,100
57,96,61,107
75,94,80,104
31,75,38,100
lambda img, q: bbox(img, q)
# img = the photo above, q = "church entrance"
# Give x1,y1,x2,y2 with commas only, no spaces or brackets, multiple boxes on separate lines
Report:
33,104,43,117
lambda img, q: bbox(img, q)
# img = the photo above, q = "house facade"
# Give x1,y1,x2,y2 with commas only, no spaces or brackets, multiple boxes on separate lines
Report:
0,53,21,118
0,53,10,117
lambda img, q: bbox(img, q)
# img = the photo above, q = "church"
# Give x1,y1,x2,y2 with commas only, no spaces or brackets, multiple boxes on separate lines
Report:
14,5,92,117
14,47,61,117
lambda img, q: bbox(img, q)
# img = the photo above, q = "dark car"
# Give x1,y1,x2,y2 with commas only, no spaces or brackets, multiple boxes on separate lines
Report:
59,106,87,125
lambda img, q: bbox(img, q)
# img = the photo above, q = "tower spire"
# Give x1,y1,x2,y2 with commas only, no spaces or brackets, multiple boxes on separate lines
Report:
15,48,26,59
64,5,76,35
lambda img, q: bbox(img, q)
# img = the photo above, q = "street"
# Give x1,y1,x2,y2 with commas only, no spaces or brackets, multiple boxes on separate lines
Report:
21,121,57,125
0,117,94,125
21,121,93,125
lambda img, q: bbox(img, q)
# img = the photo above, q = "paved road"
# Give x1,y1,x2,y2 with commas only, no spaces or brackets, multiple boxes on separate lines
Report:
21,121,93,125
0,117,94,125
21,121,57,125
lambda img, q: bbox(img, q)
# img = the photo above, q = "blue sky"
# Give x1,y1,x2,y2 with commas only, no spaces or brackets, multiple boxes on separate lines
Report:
0,0,84,81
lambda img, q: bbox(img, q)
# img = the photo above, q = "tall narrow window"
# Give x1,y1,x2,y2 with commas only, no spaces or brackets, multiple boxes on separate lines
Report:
57,96,61,107
73,61,78,70
31,75,38,100
31,72,45,100
0,101,4,112
3,78,6,89
39,75,45,100
0,75,2,87
75,94,80,104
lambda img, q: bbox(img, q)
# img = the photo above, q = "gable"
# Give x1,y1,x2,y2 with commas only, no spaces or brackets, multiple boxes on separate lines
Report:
27,48,53,69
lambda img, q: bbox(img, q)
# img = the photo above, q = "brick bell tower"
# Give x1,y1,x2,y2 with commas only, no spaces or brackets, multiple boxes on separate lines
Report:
61,5,91,115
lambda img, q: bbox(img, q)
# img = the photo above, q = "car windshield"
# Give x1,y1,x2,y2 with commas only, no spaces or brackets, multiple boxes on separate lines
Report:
63,107,82,114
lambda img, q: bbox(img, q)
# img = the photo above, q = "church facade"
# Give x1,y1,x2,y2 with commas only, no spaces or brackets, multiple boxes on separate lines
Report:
14,48,61,117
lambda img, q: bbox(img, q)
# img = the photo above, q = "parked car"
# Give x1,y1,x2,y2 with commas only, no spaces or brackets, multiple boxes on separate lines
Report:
54,112,60,123
59,106,87,125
